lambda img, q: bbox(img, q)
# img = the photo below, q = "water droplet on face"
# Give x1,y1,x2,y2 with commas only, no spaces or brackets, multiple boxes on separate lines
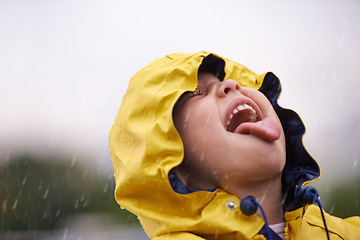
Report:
200,153,204,161
206,113,211,124
191,145,198,153
185,112,191,123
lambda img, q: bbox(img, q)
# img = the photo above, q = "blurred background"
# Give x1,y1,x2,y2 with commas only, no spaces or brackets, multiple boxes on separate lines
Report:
0,0,359,239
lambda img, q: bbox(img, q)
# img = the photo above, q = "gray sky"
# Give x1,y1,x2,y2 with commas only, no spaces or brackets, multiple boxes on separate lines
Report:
1,0,359,186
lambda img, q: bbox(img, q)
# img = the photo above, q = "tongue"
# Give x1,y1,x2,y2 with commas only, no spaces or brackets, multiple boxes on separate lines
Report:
233,117,281,142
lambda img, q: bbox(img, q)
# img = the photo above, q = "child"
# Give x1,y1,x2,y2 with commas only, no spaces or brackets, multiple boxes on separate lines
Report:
109,52,360,239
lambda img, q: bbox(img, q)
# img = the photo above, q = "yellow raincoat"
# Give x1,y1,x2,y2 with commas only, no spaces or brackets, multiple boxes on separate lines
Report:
109,52,360,239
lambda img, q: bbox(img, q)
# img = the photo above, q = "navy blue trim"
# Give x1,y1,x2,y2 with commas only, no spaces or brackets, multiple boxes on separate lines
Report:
168,171,217,194
258,225,283,240
259,72,320,211
198,54,226,81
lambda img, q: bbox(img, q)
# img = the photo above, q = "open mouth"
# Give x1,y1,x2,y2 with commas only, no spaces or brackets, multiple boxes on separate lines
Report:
225,104,258,133
224,101,282,142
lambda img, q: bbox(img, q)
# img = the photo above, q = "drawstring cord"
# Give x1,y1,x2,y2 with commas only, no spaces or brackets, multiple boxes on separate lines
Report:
240,186,331,240
296,186,330,240
314,195,330,240
240,196,273,240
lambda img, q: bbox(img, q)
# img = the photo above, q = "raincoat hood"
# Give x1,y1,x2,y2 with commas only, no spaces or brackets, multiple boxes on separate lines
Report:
109,52,322,239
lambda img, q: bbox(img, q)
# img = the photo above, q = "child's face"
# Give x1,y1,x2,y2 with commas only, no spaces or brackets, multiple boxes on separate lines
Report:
172,73,286,192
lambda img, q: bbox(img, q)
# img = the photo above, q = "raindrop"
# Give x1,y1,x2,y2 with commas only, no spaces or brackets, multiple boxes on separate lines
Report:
2,199,7,213
62,228,68,240
55,209,61,217
191,146,198,152
74,199,79,209
42,208,49,219
80,194,85,202
5,152,10,162
339,32,346,46
185,112,190,122
352,159,358,168
206,113,211,124
258,190,268,205
329,204,335,214
103,183,109,193
21,175,28,185
43,188,49,199
83,197,89,207
214,229,219,239
70,156,77,168
12,200,18,209
38,181,43,190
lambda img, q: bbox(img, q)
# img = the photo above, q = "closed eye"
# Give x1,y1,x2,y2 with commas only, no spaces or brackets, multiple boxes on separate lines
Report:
173,88,205,111
188,88,205,98
187,80,219,99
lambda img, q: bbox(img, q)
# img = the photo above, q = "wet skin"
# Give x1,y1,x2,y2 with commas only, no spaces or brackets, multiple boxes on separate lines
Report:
172,72,286,193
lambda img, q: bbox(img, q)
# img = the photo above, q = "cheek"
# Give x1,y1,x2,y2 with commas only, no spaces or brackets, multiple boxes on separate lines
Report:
181,118,222,161
182,106,219,135
242,88,270,107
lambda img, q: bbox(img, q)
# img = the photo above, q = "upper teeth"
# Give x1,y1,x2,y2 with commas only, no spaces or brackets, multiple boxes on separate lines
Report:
225,104,257,128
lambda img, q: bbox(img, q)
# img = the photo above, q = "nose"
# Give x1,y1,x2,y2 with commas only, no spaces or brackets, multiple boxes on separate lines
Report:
216,79,241,98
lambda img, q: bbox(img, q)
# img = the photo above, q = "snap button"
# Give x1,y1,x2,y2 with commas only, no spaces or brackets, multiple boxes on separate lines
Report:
225,200,237,210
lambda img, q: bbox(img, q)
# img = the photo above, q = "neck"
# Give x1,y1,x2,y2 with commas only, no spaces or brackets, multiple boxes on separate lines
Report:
230,176,285,225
